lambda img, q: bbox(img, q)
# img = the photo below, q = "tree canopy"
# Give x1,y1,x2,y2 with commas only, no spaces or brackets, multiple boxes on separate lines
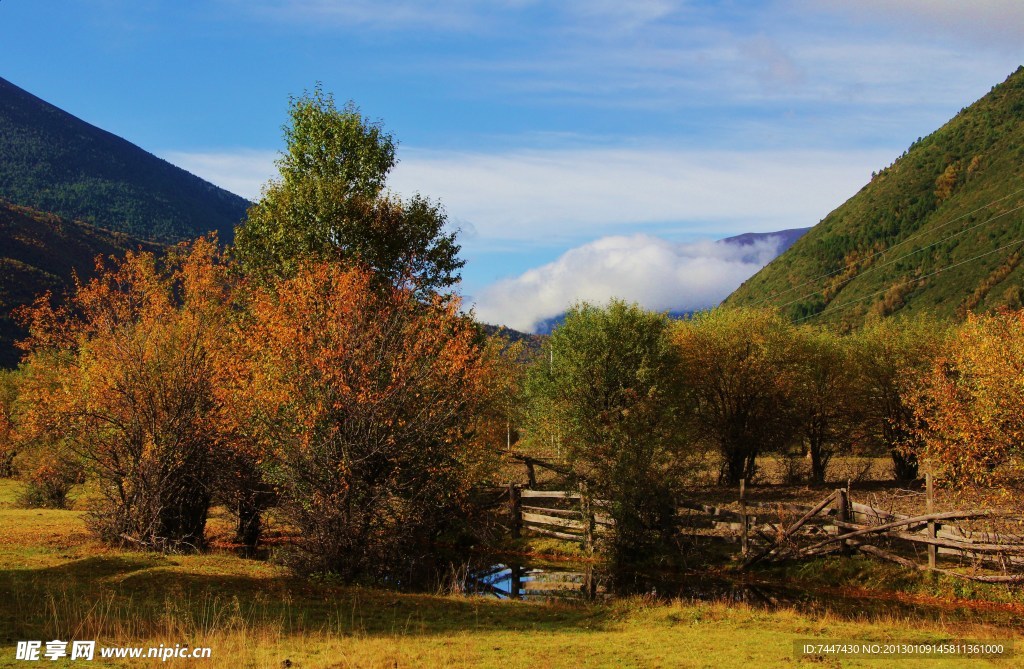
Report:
526,300,688,564
234,86,463,296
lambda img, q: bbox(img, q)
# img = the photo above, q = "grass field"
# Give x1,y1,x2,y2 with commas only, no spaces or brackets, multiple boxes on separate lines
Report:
1,479,1021,668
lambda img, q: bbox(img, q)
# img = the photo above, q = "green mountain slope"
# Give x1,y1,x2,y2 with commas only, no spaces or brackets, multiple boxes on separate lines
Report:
0,199,162,368
0,76,249,242
726,67,1024,328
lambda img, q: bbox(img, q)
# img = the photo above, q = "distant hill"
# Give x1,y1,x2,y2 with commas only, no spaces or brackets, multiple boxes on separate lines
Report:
0,76,249,242
0,199,162,368
720,227,808,254
726,67,1024,328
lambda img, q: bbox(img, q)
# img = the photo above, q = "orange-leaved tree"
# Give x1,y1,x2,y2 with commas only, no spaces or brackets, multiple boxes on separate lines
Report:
17,238,232,550
0,368,20,477
913,309,1024,487
223,262,495,581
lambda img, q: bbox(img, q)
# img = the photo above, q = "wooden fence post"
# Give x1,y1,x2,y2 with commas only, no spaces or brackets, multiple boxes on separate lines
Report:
584,563,597,600
739,478,749,556
509,563,522,599
525,460,537,488
509,483,522,539
836,486,851,555
581,482,595,554
927,472,936,570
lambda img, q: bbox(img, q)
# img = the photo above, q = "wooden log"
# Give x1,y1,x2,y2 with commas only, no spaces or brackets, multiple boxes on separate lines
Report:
521,505,580,518
849,501,904,520
522,512,588,531
524,525,584,541
521,489,581,500
799,509,1009,556
506,452,587,481
861,520,930,534
883,530,1024,555
833,520,1024,562
747,500,838,516
857,542,1024,582
739,490,838,569
786,490,839,537
938,528,1024,544
856,542,920,570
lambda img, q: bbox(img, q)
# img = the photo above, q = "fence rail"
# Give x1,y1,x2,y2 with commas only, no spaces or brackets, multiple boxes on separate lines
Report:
501,462,1024,584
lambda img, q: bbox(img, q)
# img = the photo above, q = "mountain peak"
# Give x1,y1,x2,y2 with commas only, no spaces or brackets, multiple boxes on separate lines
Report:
0,76,250,243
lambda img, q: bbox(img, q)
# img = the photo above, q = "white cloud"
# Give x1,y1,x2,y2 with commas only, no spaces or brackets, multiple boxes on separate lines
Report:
163,144,892,245
472,233,786,331
806,0,1024,48
227,0,489,30
230,0,689,32
389,146,893,243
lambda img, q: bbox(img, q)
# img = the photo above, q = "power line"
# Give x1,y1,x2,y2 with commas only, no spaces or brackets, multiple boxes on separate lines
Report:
793,234,1024,325
749,185,1024,307
773,201,1024,313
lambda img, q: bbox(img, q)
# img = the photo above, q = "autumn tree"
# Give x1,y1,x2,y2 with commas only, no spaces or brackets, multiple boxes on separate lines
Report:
673,308,801,486
17,239,232,550
0,368,20,477
913,309,1024,486
848,316,944,481
525,301,688,565
791,327,860,484
234,86,463,295
223,262,494,581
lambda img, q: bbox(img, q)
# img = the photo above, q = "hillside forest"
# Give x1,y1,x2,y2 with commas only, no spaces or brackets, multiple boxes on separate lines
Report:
727,67,1024,328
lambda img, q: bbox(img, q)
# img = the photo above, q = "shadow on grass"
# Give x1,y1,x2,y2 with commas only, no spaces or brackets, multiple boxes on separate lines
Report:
0,552,616,644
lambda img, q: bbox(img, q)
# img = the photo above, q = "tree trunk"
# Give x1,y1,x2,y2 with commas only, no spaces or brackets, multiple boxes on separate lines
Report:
235,497,263,550
809,437,828,484
891,448,918,481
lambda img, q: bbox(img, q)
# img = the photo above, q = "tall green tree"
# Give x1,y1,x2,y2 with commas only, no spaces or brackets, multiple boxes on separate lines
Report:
525,300,688,566
791,327,860,484
672,308,801,486
849,316,944,481
234,86,463,295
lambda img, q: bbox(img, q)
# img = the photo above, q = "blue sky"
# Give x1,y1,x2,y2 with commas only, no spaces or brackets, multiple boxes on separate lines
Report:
2,1,1023,330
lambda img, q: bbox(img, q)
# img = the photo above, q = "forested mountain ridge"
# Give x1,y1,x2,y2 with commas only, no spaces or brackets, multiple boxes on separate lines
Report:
0,76,249,242
0,199,163,368
725,66,1024,327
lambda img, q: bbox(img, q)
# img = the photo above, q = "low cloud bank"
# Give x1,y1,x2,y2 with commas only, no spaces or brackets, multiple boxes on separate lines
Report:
473,233,784,332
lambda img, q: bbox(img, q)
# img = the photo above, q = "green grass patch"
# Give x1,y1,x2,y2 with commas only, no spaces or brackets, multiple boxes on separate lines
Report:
0,478,1020,668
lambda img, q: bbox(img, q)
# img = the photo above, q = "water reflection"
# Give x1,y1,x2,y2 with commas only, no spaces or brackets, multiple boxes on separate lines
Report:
466,563,602,600
463,560,1014,624
464,562,791,604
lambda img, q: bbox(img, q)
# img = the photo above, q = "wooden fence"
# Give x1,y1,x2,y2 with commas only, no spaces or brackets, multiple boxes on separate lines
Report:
500,465,1024,584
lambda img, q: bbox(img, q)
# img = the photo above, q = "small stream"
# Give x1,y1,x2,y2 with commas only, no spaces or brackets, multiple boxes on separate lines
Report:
461,559,1016,624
